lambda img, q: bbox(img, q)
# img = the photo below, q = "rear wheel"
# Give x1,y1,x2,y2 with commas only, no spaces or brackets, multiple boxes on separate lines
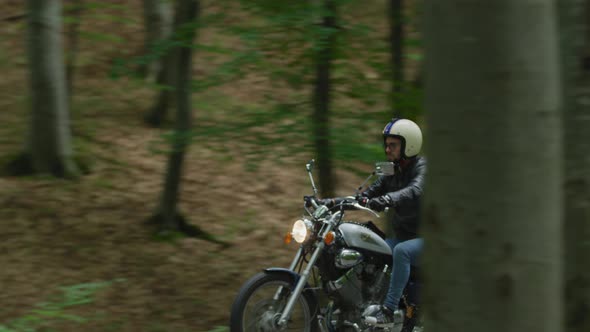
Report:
230,272,318,332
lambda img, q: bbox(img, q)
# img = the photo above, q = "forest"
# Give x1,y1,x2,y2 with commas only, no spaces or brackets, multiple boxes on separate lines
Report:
0,0,588,332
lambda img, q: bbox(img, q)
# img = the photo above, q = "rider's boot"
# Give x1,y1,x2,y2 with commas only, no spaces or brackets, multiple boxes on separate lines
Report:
400,305,419,332
363,305,395,328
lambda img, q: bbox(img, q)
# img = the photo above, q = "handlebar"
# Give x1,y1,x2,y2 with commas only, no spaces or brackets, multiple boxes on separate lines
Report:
349,202,380,218
305,196,380,218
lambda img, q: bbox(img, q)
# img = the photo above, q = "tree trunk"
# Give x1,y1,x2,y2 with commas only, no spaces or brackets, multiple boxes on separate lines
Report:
139,0,173,82
144,54,177,127
585,0,590,68
559,1,590,331
313,0,336,198
156,0,198,232
422,1,562,332
65,0,83,104
389,0,404,118
25,0,78,178
143,0,175,127
147,0,225,246
384,0,405,238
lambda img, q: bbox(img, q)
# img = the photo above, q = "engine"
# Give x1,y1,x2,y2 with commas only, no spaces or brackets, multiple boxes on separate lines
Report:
323,250,390,309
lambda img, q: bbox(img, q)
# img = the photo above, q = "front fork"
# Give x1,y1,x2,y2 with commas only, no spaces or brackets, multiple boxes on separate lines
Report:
278,241,325,327
277,213,339,328
288,246,304,271
271,246,303,302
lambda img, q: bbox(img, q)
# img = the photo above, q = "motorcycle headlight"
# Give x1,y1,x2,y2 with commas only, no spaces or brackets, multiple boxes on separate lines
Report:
292,219,313,243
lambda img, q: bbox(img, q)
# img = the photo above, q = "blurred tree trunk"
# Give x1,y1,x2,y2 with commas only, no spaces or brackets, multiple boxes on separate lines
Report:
139,0,173,82
147,0,223,245
143,0,176,127
559,0,590,331
585,0,590,67
422,1,562,332
384,0,406,237
65,0,83,105
389,0,404,118
13,0,79,178
144,51,178,127
151,0,198,234
313,0,336,198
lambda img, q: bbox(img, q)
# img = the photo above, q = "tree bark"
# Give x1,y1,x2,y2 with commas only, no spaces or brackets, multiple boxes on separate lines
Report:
157,0,198,232
422,1,562,332
144,54,177,127
148,0,225,246
559,1,590,331
143,0,176,127
140,0,173,82
65,0,83,104
585,0,590,68
25,0,78,178
313,0,336,198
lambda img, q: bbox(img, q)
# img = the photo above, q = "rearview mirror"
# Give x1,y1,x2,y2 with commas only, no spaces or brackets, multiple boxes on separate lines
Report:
375,162,395,176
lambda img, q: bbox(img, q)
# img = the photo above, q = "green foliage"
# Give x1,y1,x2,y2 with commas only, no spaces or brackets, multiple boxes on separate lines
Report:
393,83,424,121
78,31,124,44
229,0,400,109
152,229,187,243
224,208,259,240
78,2,128,11
147,94,312,167
0,51,6,68
92,176,115,189
110,0,424,172
191,50,263,92
332,123,384,164
112,0,413,106
0,280,125,332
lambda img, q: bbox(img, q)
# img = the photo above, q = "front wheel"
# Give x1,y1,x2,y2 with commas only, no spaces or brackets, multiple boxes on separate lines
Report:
229,272,318,332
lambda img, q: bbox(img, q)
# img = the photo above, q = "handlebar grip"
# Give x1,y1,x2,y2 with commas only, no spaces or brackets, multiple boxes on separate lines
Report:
304,196,320,208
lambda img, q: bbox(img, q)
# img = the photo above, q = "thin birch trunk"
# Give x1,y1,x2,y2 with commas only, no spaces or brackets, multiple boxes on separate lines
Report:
313,0,336,198
140,0,173,82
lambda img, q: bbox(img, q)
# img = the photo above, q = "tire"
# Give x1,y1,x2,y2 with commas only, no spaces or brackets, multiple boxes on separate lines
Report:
230,272,318,332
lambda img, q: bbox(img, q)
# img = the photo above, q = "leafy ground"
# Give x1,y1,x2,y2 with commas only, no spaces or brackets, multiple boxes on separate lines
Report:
0,1,393,331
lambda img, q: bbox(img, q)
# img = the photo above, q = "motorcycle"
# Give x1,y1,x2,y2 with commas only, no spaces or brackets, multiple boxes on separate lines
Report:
230,160,422,332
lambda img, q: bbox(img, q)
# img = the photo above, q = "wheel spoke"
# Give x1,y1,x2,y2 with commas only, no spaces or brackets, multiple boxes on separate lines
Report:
241,279,311,332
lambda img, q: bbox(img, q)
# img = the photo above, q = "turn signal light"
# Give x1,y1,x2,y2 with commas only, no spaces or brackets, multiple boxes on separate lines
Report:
284,232,293,244
324,231,335,245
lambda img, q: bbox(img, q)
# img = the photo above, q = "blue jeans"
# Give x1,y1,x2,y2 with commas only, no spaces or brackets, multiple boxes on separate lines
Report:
384,237,424,310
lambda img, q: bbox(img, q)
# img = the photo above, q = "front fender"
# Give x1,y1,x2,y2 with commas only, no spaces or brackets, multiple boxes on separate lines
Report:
264,267,301,282
263,268,318,306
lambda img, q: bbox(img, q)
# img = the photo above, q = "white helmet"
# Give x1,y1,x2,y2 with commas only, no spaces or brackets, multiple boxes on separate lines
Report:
382,118,423,158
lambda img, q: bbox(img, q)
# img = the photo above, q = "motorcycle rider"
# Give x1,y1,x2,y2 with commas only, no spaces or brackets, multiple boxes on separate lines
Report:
323,118,426,327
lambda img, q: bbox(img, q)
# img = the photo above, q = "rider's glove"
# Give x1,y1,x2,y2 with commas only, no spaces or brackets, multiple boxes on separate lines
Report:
356,195,369,207
319,198,337,208
368,195,393,212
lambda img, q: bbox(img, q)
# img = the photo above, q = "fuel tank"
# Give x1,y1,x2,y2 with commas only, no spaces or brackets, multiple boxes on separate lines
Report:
338,222,392,256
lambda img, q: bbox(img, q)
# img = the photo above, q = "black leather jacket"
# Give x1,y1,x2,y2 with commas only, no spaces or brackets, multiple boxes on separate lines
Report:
362,156,426,241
